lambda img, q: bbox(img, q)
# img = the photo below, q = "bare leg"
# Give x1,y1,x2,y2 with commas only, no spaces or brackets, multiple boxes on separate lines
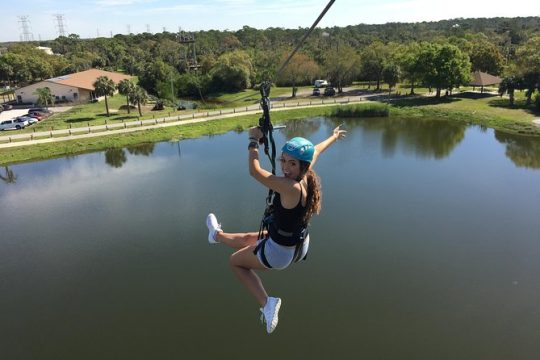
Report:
216,231,261,249
230,245,269,307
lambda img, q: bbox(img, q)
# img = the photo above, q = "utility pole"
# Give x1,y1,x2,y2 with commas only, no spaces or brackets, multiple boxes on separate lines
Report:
170,71,175,103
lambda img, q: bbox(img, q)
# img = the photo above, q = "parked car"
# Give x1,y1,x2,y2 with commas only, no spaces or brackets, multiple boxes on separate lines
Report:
314,79,329,88
2,104,13,111
28,110,49,118
312,88,321,96
27,112,44,121
323,86,336,96
0,118,29,130
17,115,38,125
29,107,52,114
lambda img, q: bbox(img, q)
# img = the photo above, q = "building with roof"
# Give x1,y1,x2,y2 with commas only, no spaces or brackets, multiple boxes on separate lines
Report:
470,71,502,93
14,69,132,105
36,46,54,55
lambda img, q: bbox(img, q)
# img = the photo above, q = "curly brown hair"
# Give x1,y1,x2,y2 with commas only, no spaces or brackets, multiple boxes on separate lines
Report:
299,160,322,225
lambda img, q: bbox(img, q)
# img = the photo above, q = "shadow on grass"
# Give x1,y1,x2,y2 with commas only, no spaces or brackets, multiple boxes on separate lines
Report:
114,115,140,121
488,98,540,116
65,117,96,123
390,96,460,107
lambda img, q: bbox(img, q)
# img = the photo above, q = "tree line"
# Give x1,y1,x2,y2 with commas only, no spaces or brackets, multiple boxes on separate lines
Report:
1,17,539,106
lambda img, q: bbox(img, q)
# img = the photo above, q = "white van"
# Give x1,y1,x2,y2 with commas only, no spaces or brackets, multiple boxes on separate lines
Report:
314,79,329,88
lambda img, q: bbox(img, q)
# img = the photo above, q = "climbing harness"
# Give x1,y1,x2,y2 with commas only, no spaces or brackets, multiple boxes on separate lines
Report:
253,0,336,266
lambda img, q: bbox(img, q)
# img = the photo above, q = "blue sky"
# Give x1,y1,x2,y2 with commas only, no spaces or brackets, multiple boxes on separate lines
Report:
3,0,539,42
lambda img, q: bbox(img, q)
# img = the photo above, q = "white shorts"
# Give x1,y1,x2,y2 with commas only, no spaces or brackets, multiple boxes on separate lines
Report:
255,235,310,270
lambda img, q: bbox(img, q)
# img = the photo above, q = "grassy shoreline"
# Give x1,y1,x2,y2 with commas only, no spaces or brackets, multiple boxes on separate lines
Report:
1,97,539,166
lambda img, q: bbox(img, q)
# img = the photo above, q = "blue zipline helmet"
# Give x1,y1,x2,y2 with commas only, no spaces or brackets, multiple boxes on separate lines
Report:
282,137,315,163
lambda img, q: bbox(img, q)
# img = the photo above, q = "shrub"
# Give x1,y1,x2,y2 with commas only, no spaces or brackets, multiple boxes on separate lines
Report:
331,103,390,117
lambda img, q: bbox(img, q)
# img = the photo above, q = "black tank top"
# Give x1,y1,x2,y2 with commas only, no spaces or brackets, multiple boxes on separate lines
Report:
268,184,306,246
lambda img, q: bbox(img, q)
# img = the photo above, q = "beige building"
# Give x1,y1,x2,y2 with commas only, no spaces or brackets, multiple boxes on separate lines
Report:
15,69,132,105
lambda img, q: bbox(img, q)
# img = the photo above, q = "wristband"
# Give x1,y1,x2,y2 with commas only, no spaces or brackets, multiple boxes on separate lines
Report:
248,141,259,150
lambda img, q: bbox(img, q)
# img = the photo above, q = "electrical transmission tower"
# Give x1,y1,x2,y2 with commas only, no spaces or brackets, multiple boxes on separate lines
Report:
18,16,34,41
53,14,67,37
177,32,201,71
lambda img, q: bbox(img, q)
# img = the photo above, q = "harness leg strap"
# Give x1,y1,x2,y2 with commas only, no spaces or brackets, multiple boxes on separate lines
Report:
253,239,272,269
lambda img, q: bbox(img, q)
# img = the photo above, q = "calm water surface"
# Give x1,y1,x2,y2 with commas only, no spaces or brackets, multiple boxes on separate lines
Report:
2,117,540,359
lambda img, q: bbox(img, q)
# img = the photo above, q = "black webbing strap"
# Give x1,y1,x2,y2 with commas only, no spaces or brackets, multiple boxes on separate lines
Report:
253,238,272,268
292,228,309,263
257,80,276,241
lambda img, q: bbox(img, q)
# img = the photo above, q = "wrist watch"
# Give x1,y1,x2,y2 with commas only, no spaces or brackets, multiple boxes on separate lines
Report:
248,141,259,150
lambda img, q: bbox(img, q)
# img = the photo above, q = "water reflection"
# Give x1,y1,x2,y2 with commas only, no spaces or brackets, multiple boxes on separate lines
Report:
104,148,127,168
281,117,322,139
495,130,540,169
126,143,156,156
104,143,156,168
330,117,466,158
0,166,17,184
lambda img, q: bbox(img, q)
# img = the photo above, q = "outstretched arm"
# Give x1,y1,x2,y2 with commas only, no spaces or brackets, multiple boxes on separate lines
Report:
311,125,347,167
247,127,296,195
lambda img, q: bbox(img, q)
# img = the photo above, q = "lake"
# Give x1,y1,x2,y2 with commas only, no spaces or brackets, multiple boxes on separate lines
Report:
1,116,540,359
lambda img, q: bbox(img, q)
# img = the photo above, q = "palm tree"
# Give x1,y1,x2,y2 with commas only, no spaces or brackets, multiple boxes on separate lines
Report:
499,76,522,107
129,86,148,117
93,76,116,117
34,87,55,107
117,79,136,114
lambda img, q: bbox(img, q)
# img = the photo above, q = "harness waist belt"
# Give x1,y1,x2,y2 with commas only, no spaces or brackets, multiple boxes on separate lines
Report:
276,228,294,237
268,224,306,247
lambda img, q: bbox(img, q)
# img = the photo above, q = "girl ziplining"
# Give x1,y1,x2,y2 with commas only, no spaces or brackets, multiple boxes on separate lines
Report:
205,124,345,333
204,0,338,334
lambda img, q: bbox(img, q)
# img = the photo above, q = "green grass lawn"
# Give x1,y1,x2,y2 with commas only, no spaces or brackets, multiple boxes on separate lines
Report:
21,85,315,133
391,91,539,135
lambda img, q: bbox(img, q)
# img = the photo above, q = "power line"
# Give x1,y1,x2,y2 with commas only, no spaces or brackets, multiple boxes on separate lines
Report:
53,14,67,37
18,15,34,41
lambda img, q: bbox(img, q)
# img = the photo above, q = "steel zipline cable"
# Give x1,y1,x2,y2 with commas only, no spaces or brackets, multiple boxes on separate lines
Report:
258,0,336,174
256,0,336,230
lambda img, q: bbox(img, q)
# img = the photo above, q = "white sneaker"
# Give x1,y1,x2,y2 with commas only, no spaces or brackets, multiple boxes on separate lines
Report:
260,297,281,334
206,213,222,244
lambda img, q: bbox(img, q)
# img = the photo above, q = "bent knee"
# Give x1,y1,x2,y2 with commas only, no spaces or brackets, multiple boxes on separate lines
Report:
229,252,242,267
